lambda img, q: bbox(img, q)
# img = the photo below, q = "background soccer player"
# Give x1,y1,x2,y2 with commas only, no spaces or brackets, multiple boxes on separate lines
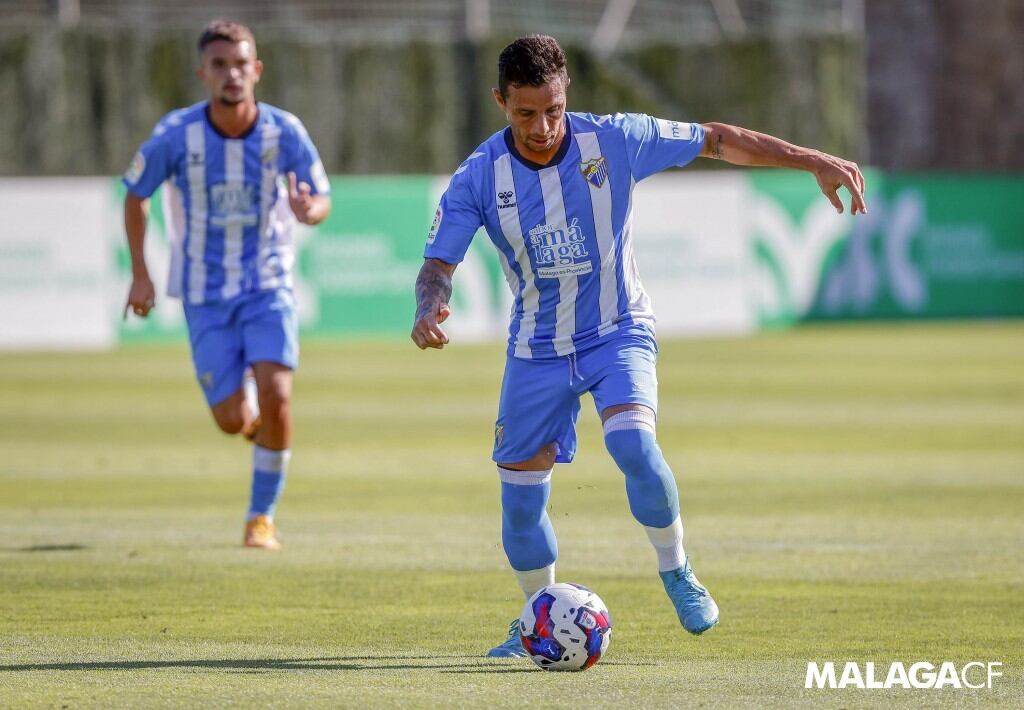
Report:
123,19,331,550
411,34,866,656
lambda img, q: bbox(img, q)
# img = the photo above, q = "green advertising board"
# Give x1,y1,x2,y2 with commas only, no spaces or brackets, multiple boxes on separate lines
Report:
748,171,1024,324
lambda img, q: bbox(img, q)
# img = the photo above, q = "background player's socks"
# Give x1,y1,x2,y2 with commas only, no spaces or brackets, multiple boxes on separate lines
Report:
498,466,557,576
644,516,686,571
514,564,555,598
603,409,680,529
249,445,291,519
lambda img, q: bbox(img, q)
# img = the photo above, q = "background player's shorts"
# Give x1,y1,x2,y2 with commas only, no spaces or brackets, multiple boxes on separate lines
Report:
492,322,659,465
182,288,299,406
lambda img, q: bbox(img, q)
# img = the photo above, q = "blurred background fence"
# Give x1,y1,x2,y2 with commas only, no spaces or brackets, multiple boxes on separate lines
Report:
1,0,1020,176
0,0,1021,350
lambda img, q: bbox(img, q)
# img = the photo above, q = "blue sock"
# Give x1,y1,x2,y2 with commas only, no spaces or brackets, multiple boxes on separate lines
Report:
249,445,290,519
604,427,680,528
500,476,557,572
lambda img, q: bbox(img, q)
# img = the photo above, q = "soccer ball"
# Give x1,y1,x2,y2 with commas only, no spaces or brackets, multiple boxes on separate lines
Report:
519,582,612,671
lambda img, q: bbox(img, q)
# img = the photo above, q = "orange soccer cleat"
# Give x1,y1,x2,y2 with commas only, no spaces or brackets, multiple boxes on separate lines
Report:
244,515,281,550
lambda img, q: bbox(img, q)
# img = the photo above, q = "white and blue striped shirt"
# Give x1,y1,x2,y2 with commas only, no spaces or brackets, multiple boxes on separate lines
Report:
123,101,330,305
425,112,705,359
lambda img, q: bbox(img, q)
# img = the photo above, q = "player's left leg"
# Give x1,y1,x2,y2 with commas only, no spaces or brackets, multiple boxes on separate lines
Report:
585,325,719,635
486,355,580,658
240,289,299,550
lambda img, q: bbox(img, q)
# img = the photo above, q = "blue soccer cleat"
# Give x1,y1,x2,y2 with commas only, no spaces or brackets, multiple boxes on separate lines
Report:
486,619,528,658
660,559,720,635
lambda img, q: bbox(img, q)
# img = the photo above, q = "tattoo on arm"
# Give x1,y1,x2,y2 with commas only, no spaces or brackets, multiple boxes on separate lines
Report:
712,133,724,160
415,259,454,318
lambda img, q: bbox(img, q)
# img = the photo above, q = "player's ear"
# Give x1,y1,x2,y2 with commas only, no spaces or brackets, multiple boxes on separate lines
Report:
492,87,506,111
253,59,264,82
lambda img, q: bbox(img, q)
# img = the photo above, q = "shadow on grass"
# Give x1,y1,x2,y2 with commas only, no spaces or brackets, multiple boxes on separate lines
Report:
13,544,89,552
441,659,655,674
0,656,538,673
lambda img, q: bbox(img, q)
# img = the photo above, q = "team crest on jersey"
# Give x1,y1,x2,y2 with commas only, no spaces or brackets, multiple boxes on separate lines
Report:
426,206,442,244
529,217,592,278
124,151,146,184
497,190,517,209
580,157,608,188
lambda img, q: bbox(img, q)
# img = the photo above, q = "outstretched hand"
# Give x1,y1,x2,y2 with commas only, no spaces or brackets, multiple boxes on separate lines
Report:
813,153,867,215
411,303,452,350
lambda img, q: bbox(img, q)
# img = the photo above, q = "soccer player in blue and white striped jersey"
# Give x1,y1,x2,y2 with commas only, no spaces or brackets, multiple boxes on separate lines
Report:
123,20,331,550
411,35,866,655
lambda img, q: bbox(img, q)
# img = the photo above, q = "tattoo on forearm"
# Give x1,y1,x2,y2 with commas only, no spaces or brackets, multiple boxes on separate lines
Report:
415,261,453,318
712,133,724,160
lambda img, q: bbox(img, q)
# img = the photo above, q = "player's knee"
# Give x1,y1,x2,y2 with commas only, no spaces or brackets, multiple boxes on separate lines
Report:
605,430,662,473
603,410,662,474
258,385,291,423
502,441,558,472
500,476,550,531
213,409,246,435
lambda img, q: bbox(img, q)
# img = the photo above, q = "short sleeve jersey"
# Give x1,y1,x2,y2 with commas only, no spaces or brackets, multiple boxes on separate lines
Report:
424,112,705,359
123,101,330,304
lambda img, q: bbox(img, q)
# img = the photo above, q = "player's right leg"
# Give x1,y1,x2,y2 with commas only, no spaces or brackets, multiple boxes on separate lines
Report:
487,355,579,658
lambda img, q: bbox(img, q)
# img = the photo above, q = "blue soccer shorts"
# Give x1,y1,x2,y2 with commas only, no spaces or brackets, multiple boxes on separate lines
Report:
182,288,299,407
492,322,659,465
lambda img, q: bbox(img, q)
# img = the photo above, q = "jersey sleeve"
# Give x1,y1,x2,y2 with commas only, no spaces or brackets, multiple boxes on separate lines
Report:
423,165,483,265
282,115,331,196
620,113,706,181
122,126,172,199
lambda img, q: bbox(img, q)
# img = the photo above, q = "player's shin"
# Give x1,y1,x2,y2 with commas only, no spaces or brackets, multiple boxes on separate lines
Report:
249,445,290,520
498,466,557,597
603,410,686,570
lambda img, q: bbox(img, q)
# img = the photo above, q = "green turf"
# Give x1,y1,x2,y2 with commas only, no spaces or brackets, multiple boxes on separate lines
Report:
1,322,1022,708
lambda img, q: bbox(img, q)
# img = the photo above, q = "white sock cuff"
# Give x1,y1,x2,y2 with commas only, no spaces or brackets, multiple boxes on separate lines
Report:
644,516,684,547
254,446,291,473
497,466,552,486
603,409,657,436
515,564,555,598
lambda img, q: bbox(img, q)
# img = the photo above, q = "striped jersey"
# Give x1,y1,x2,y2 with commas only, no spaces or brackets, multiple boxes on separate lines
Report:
123,101,330,305
425,112,705,359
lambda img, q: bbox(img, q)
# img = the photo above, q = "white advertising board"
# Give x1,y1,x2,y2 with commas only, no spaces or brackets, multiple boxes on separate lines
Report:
0,178,118,349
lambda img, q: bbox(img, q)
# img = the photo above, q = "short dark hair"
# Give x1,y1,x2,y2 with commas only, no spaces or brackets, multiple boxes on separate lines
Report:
197,19,256,54
497,35,568,97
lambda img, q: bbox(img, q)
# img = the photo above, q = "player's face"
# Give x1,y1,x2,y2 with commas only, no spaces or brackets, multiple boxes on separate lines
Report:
197,40,262,107
494,77,568,163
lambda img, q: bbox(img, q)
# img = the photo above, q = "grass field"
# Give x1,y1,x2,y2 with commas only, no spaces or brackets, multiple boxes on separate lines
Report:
1,322,1022,708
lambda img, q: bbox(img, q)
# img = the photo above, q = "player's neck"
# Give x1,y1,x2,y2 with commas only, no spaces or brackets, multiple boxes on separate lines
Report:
207,100,259,138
